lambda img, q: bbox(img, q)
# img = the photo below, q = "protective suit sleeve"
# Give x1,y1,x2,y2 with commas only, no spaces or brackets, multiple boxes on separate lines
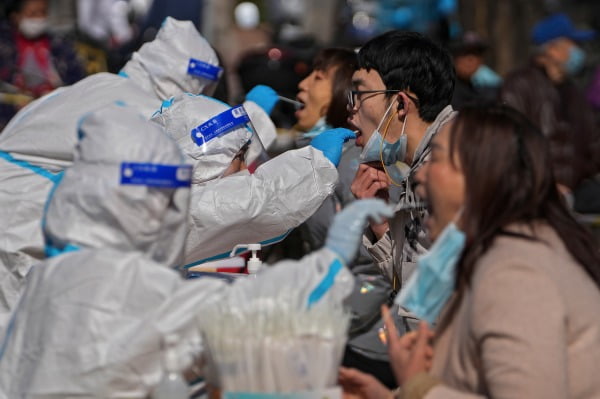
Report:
0,156,61,332
183,145,338,266
0,73,160,169
224,248,353,313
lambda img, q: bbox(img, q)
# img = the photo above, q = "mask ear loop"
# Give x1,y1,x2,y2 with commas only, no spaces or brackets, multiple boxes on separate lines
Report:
452,206,465,228
380,100,407,187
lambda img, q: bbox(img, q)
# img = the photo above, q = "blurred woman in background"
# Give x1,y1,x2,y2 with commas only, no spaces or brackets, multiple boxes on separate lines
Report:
0,0,85,129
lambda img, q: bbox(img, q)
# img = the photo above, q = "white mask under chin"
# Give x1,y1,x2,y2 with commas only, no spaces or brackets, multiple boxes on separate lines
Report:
359,99,407,165
19,18,49,39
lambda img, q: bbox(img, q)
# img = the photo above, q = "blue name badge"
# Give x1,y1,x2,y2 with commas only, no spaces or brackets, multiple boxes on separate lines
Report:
187,58,223,81
190,105,251,146
120,163,193,188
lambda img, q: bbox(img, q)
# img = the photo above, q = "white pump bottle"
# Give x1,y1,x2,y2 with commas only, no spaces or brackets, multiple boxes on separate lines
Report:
230,243,262,275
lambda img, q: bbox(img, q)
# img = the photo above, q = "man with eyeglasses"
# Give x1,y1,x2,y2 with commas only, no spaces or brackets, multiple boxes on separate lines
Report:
347,31,456,327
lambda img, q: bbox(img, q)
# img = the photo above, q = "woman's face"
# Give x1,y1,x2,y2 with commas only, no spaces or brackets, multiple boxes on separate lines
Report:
415,122,466,241
14,0,48,22
294,66,336,131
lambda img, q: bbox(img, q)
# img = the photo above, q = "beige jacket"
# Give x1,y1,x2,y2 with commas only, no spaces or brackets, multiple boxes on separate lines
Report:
414,223,600,399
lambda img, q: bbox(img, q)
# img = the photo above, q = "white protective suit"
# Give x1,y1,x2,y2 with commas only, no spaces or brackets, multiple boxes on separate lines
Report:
0,18,275,330
0,104,353,398
150,94,338,266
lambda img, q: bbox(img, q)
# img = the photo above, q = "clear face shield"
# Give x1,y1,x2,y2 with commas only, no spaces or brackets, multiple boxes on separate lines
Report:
190,104,269,177
186,57,224,95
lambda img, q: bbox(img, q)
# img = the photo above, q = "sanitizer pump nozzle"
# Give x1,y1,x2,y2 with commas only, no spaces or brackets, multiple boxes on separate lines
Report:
230,244,262,275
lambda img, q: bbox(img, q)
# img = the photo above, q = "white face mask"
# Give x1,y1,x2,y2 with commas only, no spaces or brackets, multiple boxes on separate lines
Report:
19,17,49,39
395,209,466,324
360,98,411,186
359,98,408,165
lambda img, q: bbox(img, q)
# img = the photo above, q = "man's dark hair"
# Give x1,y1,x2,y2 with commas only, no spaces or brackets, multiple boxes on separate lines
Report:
358,30,455,122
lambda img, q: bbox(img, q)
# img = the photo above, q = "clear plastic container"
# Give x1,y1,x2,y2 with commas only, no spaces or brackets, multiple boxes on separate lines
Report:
150,334,189,399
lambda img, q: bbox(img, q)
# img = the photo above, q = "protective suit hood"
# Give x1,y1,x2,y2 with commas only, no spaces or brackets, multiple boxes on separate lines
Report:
121,17,221,99
151,94,252,184
43,103,191,267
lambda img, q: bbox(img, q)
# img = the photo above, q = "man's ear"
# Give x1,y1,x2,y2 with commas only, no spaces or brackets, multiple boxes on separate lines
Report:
395,92,411,117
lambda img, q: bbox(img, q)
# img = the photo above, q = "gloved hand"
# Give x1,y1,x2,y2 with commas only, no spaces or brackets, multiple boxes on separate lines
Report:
325,199,395,264
310,128,356,167
245,85,279,114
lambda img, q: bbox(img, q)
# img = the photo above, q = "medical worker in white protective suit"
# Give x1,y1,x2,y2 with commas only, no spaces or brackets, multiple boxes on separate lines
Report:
151,93,355,266
0,103,393,398
0,17,276,330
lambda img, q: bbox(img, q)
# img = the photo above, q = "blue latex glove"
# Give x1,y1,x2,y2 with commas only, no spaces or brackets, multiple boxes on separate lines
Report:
310,128,356,167
325,199,395,264
245,85,279,114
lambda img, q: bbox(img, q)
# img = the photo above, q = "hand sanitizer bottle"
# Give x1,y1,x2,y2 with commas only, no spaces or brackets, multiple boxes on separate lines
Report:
150,334,189,399
230,243,262,276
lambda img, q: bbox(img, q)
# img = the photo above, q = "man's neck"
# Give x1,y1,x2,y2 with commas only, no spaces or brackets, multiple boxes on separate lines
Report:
405,114,431,165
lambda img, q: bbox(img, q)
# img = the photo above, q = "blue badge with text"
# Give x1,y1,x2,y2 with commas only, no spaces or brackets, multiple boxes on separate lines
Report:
120,163,192,188
187,58,223,81
190,105,250,146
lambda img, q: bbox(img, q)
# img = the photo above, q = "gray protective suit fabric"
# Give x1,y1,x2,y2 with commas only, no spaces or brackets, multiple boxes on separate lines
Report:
0,93,281,320
0,103,212,398
0,107,351,395
0,75,161,333
0,249,227,399
150,94,339,266
0,248,349,398
0,19,225,328
121,17,221,99
0,101,187,333
0,74,158,169
0,159,59,331
0,106,355,397
182,146,338,265
43,104,189,267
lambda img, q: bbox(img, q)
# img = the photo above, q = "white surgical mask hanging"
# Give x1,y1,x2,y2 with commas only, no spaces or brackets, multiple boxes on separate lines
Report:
359,96,409,186
394,208,466,324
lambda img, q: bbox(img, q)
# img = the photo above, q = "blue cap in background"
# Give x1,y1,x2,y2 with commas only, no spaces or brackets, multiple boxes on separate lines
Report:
532,13,597,45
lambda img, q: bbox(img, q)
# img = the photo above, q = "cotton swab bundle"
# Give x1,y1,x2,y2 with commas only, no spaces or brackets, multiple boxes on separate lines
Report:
200,298,349,393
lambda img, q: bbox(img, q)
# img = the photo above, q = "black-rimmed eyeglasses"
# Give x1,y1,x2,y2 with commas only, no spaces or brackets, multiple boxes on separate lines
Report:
346,89,419,110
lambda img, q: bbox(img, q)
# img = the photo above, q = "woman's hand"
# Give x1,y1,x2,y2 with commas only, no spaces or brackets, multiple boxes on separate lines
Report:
339,367,393,399
382,305,435,385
